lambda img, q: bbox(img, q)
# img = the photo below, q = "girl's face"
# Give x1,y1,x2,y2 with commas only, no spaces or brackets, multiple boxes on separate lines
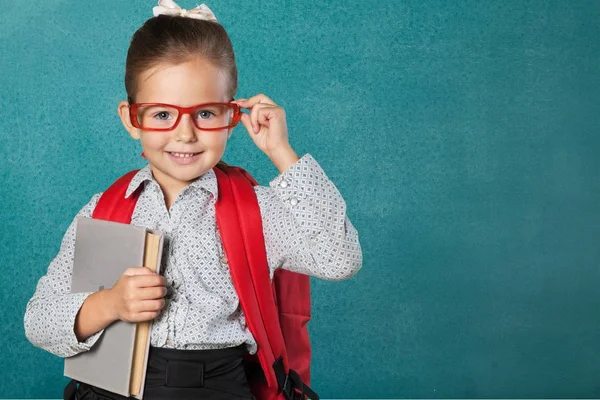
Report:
118,57,232,196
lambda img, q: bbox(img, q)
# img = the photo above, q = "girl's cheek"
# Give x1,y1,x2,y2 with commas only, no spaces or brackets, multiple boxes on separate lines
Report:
143,133,170,149
213,130,230,146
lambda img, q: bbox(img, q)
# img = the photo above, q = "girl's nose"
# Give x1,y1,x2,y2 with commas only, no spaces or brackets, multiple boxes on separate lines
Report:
174,114,197,142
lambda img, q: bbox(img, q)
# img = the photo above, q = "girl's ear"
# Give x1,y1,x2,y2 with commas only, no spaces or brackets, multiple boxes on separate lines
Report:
118,101,141,140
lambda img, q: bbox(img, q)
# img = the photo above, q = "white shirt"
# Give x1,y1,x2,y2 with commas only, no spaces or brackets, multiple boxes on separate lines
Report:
24,154,362,358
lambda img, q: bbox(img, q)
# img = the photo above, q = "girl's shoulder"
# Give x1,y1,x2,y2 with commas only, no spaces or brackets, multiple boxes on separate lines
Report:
76,192,104,219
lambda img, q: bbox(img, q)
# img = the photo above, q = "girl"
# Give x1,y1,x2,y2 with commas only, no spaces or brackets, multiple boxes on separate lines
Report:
23,1,362,399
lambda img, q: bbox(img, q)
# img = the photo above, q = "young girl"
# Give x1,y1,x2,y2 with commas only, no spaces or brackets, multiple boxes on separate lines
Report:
23,1,362,399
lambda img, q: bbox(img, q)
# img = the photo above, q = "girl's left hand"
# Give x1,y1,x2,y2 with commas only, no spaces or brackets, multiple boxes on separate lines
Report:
232,94,290,157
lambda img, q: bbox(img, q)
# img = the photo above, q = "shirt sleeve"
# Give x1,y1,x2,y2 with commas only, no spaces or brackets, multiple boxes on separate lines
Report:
255,153,363,281
23,192,105,358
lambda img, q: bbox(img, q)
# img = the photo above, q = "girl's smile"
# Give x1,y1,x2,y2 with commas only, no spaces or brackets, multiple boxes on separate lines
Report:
166,151,204,165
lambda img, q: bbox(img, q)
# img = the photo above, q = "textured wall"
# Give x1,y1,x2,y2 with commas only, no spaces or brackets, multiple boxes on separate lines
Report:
2,0,600,398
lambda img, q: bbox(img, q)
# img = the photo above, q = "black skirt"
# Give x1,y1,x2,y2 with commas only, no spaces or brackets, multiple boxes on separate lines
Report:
75,345,255,400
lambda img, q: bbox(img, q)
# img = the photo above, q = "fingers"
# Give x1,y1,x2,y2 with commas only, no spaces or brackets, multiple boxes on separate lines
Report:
114,268,168,322
124,266,154,276
136,286,168,301
137,311,162,322
127,271,166,288
233,94,281,134
136,275,166,289
257,106,284,129
250,104,270,134
239,113,254,134
238,104,282,134
126,299,166,322
137,298,166,313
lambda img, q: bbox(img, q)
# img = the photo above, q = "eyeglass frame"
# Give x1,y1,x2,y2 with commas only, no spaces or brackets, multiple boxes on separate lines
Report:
128,101,242,132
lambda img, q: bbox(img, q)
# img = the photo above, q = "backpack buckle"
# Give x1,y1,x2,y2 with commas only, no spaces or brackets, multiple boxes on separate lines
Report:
282,370,300,399
274,357,320,400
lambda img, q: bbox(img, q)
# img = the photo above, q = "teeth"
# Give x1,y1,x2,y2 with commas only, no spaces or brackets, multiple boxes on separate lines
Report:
171,152,198,158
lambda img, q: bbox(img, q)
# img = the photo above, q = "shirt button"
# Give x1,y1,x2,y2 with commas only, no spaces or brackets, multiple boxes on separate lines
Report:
221,255,228,265
279,179,289,188
289,197,299,206
166,338,174,346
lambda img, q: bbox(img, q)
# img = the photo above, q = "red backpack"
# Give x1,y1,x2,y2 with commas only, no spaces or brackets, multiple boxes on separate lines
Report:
85,164,319,400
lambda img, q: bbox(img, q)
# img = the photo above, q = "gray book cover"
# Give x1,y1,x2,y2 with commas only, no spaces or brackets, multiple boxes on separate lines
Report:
64,217,164,399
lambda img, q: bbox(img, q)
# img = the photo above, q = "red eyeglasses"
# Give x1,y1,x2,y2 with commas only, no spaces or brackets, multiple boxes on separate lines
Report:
129,102,241,131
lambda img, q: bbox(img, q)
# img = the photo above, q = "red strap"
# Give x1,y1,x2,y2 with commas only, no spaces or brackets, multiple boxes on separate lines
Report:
214,166,288,392
227,167,289,359
92,170,140,223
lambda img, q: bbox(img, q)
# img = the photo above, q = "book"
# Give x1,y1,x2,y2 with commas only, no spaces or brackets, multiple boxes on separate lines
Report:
64,216,164,399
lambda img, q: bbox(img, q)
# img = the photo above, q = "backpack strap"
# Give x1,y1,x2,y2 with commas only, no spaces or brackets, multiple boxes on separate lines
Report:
63,379,77,400
215,166,319,400
214,166,288,389
92,170,141,223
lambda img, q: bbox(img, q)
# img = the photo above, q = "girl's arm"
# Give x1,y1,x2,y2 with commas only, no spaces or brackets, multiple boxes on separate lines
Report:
231,94,362,280
256,153,363,281
23,193,110,358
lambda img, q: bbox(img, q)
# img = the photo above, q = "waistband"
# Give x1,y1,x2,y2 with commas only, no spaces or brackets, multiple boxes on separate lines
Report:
72,345,253,400
143,344,253,396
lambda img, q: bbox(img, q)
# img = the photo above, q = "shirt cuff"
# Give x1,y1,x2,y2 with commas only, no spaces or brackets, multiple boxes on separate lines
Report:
65,292,105,355
268,153,326,208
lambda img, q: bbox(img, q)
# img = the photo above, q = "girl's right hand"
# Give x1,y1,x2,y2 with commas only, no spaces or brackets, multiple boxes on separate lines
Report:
107,267,167,323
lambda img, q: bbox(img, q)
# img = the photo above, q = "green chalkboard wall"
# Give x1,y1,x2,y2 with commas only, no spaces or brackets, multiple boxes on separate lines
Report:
2,0,599,398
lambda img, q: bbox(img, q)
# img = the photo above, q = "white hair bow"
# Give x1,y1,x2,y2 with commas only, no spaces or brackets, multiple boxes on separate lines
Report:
152,0,218,22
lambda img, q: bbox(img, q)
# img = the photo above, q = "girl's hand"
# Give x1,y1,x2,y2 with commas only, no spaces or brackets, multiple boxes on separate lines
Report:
106,267,167,323
232,94,291,157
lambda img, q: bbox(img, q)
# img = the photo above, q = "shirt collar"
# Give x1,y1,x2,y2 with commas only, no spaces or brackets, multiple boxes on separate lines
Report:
125,164,219,199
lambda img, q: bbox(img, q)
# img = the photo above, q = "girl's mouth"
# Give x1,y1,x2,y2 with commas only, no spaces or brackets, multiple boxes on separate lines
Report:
166,151,203,165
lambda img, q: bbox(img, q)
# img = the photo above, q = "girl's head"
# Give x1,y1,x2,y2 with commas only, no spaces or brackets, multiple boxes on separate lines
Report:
118,13,238,194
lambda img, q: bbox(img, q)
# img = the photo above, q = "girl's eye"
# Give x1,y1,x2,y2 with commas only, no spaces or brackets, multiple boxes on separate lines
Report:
196,110,216,119
154,111,172,120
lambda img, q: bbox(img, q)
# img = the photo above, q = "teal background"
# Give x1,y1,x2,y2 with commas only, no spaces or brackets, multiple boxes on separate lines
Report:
1,0,599,398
